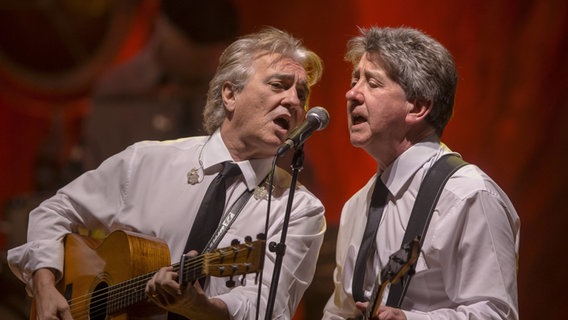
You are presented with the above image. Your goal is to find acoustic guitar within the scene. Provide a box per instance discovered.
[362,238,420,320]
[30,230,265,320]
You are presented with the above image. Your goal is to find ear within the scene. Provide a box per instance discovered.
[222,82,237,112]
[406,98,432,124]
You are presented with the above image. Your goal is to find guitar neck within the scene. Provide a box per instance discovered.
[364,279,387,320]
[362,238,421,319]
[105,258,202,313]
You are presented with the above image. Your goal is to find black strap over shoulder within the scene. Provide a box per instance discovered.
[386,153,468,308]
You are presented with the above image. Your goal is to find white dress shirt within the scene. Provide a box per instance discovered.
[8,130,326,320]
[323,139,519,320]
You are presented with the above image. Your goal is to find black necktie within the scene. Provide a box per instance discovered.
[352,177,389,302]
[184,162,241,255]
[169,162,242,320]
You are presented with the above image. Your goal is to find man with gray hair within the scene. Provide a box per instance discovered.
[8,27,326,320]
[323,26,519,320]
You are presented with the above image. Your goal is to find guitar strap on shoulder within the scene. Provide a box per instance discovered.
[200,172,270,254]
[386,153,468,308]
[202,188,253,253]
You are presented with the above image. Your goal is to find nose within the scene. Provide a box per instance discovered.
[346,84,363,103]
[282,89,305,121]
[282,87,302,108]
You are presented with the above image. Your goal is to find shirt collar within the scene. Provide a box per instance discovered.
[381,135,447,198]
[201,130,273,191]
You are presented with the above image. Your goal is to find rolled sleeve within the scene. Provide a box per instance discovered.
[7,239,64,295]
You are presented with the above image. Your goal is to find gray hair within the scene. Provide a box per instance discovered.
[203,27,324,134]
[345,26,458,136]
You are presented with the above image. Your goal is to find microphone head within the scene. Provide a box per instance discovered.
[306,106,330,130]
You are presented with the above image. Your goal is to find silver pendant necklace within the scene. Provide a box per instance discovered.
[187,143,205,185]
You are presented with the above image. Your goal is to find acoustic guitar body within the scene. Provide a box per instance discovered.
[32,230,170,320]
[28,229,265,320]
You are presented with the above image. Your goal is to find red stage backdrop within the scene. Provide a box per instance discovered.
[0,1,566,319]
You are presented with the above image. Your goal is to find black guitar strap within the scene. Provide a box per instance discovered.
[386,153,468,308]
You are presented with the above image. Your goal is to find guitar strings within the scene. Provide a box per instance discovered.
[63,243,258,319]
[65,255,205,319]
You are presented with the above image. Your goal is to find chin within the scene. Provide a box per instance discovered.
[350,138,366,149]
[349,131,369,147]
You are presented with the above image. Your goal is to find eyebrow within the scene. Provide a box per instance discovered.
[352,68,384,79]
[351,68,359,78]
[267,73,310,96]
[352,69,391,89]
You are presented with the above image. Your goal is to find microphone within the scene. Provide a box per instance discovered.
[276,106,330,157]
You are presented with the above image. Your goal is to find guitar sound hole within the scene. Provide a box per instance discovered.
[90,282,109,320]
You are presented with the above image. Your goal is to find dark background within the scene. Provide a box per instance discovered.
[1,1,566,319]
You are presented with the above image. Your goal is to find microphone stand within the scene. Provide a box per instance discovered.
[264,146,304,320]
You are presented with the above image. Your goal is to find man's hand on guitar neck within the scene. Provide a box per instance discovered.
[32,268,73,320]
[355,301,407,320]
[145,250,230,320]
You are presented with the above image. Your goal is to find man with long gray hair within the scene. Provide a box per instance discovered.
[8,27,326,320]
